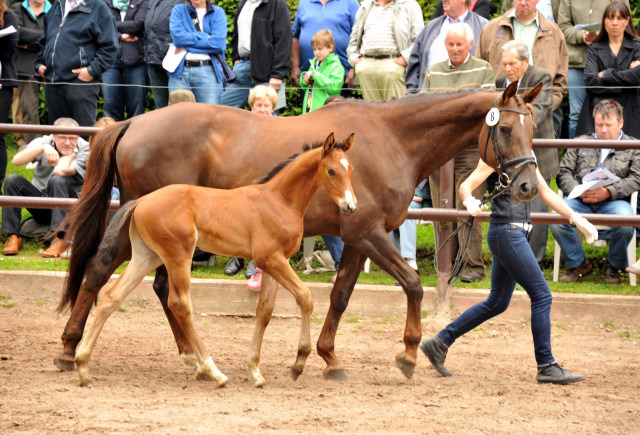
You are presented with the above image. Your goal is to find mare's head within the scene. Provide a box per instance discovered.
[318,132,357,215]
[479,81,542,202]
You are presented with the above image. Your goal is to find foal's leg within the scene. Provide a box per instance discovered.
[246,272,279,388]
[164,260,228,388]
[261,256,314,383]
[75,243,161,386]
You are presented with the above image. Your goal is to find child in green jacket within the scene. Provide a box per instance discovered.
[300,30,345,114]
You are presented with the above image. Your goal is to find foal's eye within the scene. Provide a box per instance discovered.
[499,126,511,135]
[327,168,335,176]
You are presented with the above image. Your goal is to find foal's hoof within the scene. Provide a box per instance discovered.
[54,355,76,372]
[322,368,349,382]
[395,356,415,379]
[79,378,94,388]
[195,371,215,381]
[290,366,303,381]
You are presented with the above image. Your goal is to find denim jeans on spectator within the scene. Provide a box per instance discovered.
[437,224,554,366]
[567,68,586,139]
[44,82,100,128]
[389,200,423,260]
[321,235,343,270]
[169,64,222,105]
[147,63,169,109]
[102,62,148,121]
[1,174,76,235]
[550,197,634,270]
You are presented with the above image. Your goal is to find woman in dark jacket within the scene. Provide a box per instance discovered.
[576,2,640,138]
[102,0,149,120]
[0,0,18,189]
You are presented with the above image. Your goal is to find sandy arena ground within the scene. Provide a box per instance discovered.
[1,282,639,434]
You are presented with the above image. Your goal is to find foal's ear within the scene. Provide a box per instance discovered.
[322,132,336,154]
[342,133,355,152]
[499,81,519,106]
[520,82,543,106]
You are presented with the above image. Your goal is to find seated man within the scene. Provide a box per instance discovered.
[550,100,640,284]
[2,118,89,257]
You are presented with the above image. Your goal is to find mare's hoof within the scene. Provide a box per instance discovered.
[290,366,303,381]
[323,368,349,382]
[395,356,415,379]
[195,371,215,381]
[54,356,76,372]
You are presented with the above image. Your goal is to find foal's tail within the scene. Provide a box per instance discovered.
[96,200,139,265]
[58,120,132,312]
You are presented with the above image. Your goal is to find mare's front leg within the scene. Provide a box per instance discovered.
[316,244,366,381]
[55,240,131,372]
[246,272,279,388]
[261,256,314,384]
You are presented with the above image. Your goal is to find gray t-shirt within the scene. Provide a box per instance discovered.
[27,135,89,196]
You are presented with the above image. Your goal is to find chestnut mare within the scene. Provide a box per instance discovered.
[58,82,542,382]
[75,133,356,387]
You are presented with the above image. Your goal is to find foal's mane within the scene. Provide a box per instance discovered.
[257,138,350,185]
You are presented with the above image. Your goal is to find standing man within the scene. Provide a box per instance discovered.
[496,40,557,266]
[550,99,640,284]
[10,0,49,146]
[422,23,495,282]
[219,0,291,113]
[406,0,487,94]
[476,0,568,138]
[347,0,423,101]
[1,118,89,258]
[291,0,360,92]
[35,0,118,127]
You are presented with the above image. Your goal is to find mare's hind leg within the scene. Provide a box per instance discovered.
[151,267,198,372]
[260,256,314,384]
[246,272,279,388]
[164,260,228,388]
[75,241,162,386]
[55,237,132,372]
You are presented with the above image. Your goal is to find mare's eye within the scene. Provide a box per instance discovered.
[500,126,511,135]
[327,168,335,176]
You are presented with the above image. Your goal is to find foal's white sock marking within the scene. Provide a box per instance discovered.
[340,158,349,171]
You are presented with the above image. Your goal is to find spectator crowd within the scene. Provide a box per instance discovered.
[1,0,640,287]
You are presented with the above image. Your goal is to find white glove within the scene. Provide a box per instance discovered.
[570,212,598,244]
[463,196,486,217]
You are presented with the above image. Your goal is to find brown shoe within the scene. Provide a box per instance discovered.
[560,259,593,283]
[40,237,70,258]
[2,235,23,256]
[604,263,620,285]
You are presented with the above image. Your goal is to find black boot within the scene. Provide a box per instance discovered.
[419,336,452,377]
[245,260,257,279]
[224,257,244,276]
[536,363,585,385]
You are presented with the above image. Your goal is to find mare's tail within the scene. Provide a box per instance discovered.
[58,120,132,312]
[96,200,139,265]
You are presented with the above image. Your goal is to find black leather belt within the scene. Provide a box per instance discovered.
[362,54,397,60]
[184,59,212,67]
[239,56,250,61]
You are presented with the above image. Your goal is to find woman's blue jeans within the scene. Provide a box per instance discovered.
[169,64,222,105]
[437,224,554,366]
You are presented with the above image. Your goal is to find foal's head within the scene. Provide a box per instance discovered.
[318,132,357,215]
[479,82,542,202]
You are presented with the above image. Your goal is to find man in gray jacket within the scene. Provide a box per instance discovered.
[405,0,487,94]
[550,99,640,284]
